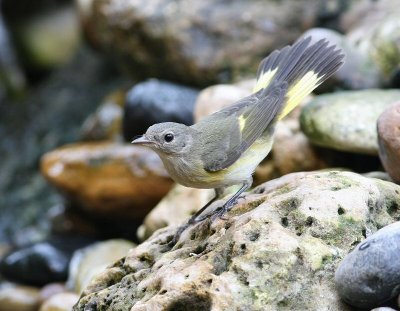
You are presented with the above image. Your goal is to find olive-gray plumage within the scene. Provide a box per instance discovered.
[132,36,344,227]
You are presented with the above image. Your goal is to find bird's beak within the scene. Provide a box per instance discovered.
[131,135,154,145]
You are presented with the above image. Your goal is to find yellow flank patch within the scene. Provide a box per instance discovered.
[253,68,278,93]
[278,71,322,120]
[238,115,246,131]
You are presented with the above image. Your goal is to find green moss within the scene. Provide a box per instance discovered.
[322,216,363,247]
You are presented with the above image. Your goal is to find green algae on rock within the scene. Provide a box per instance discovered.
[300,89,400,155]
[74,171,400,311]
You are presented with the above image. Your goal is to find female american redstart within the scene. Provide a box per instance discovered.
[132,36,344,238]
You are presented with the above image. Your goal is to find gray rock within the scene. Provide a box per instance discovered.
[345,0,400,86]
[74,171,400,311]
[77,0,322,85]
[335,222,400,309]
[301,28,382,90]
[300,89,400,155]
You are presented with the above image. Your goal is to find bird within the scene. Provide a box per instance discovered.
[132,36,344,240]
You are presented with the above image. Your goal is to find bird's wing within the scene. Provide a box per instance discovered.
[197,82,287,172]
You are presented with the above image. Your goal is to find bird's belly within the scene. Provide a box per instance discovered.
[159,137,273,189]
[223,137,273,183]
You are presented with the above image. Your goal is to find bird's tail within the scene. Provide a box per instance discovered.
[253,36,344,120]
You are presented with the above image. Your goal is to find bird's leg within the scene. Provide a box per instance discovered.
[211,178,252,221]
[170,188,224,246]
[187,187,225,224]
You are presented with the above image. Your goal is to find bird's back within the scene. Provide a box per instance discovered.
[192,37,344,178]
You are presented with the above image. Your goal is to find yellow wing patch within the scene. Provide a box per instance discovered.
[253,68,278,93]
[238,115,246,131]
[278,71,322,120]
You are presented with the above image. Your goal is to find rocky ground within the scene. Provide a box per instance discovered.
[1,0,400,310]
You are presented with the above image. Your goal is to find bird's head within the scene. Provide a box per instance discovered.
[131,122,195,155]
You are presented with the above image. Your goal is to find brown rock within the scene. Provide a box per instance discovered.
[74,171,400,311]
[39,292,79,311]
[137,185,214,241]
[41,142,173,219]
[0,284,40,311]
[378,102,400,184]
[77,0,320,85]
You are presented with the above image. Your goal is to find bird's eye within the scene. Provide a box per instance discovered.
[164,133,174,142]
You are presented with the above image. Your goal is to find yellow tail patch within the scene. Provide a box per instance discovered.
[279,71,322,120]
[253,70,323,121]
[253,68,278,93]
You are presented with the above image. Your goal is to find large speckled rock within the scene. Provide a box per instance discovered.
[378,103,400,184]
[300,89,400,155]
[77,0,320,85]
[335,222,400,309]
[41,142,173,219]
[137,184,214,241]
[74,171,400,310]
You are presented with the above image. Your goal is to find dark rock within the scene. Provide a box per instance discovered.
[122,79,198,141]
[377,102,400,184]
[335,222,400,309]
[77,0,322,85]
[0,236,96,286]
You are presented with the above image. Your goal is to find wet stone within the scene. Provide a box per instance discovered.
[122,79,199,141]
[0,236,95,286]
[335,222,400,309]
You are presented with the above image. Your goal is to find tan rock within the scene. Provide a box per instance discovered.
[74,171,400,310]
[193,80,254,122]
[41,142,173,219]
[378,102,400,184]
[67,239,135,294]
[137,185,214,241]
[39,292,79,311]
[0,284,40,311]
[39,283,66,305]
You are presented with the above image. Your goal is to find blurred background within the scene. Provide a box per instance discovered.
[0,0,399,309]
